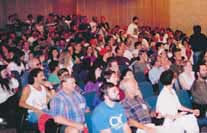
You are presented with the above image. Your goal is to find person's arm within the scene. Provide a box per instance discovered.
[53,116,85,131]
[42,81,56,102]
[123,123,132,133]
[178,105,200,117]
[100,129,111,133]
[50,97,85,131]
[19,85,42,113]
[128,118,153,131]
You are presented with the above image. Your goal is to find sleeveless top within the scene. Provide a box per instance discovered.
[26,85,47,112]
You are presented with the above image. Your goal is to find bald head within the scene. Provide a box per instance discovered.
[28,57,42,70]
[120,78,142,98]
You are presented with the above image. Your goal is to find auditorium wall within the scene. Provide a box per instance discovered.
[0,0,76,28]
[1,0,207,35]
[76,0,169,28]
[0,0,6,28]
[169,0,207,35]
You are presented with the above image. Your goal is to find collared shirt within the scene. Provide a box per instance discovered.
[148,66,165,84]
[121,96,151,124]
[49,90,87,123]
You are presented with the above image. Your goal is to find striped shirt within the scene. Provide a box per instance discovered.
[49,90,87,123]
[121,96,152,124]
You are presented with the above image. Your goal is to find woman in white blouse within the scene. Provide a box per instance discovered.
[179,61,195,90]
[156,70,199,133]
[7,49,25,75]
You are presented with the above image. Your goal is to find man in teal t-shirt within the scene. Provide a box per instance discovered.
[92,82,131,133]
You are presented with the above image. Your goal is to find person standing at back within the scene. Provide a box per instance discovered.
[189,25,207,65]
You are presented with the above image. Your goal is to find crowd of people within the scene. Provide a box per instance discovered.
[0,13,207,133]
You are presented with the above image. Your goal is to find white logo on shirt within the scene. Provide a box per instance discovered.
[109,114,124,130]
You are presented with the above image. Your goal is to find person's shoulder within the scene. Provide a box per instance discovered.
[53,90,65,98]
[157,88,167,97]
[114,102,125,110]
[92,102,105,118]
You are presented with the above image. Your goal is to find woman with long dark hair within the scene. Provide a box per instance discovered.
[7,48,25,75]
[0,65,19,125]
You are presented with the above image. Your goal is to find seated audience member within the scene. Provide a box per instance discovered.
[48,47,60,63]
[158,49,171,70]
[148,57,165,93]
[57,68,70,81]
[170,48,184,77]
[59,50,73,75]
[49,77,88,133]
[93,70,124,107]
[83,46,97,66]
[94,47,112,69]
[48,61,60,89]
[156,70,199,133]
[92,82,131,133]
[120,68,142,98]
[21,57,43,88]
[132,50,150,74]
[0,65,19,124]
[19,68,80,133]
[84,66,102,93]
[178,60,195,91]
[132,41,142,58]
[114,43,130,66]
[57,68,83,93]
[191,64,207,117]
[106,58,121,77]
[120,78,180,133]
[7,49,25,75]
[19,68,55,123]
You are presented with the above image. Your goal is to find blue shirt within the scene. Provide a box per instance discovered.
[92,102,127,133]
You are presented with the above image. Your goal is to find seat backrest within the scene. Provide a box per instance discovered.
[134,72,146,83]
[139,81,154,99]
[176,90,192,109]
[144,96,158,110]
[85,112,93,133]
[83,91,97,110]
[17,107,39,132]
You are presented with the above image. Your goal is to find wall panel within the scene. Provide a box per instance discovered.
[0,0,76,27]
[0,0,6,28]
[76,0,169,28]
[3,0,53,22]
[53,0,76,15]
[169,0,207,35]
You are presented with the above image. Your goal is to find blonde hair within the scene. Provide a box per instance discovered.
[59,51,72,67]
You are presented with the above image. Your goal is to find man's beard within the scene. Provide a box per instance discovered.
[202,76,207,80]
[109,97,120,102]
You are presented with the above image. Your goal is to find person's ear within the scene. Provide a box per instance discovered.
[197,72,201,78]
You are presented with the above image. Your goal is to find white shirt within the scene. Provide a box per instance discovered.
[148,66,165,84]
[127,23,138,39]
[123,50,133,60]
[26,85,47,112]
[179,71,195,90]
[156,87,181,116]
[156,87,199,132]
[7,62,25,75]
[90,21,97,33]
